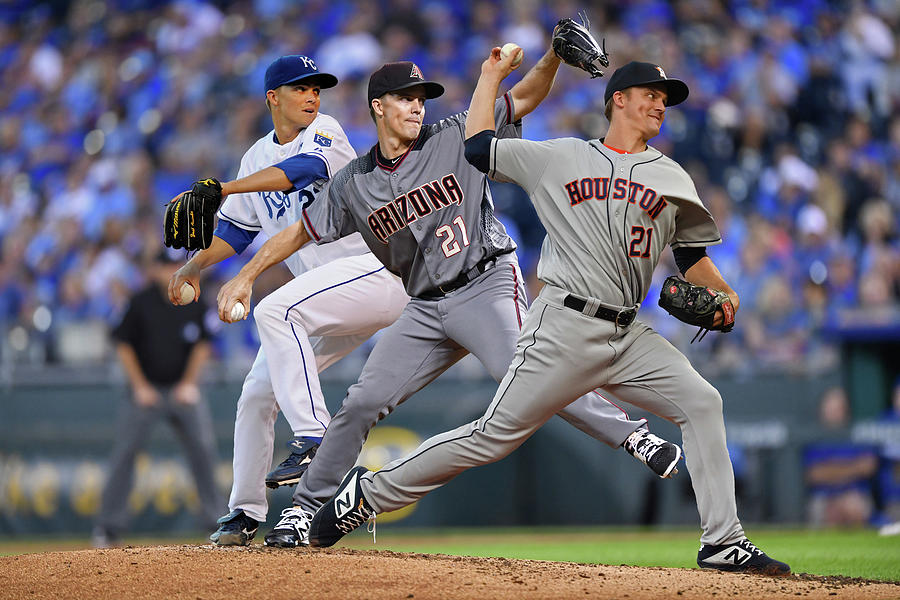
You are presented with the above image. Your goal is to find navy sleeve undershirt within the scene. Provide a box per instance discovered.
[274,153,329,193]
[672,246,707,275]
[213,219,258,255]
[464,129,496,174]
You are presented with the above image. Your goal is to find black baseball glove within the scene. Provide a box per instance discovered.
[658,275,735,342]
[164,177,223,251]
[552,12,609,79]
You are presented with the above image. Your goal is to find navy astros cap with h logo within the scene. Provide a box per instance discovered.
[367,61,445,104]
[264,55,338,95]
[604,61,689,106]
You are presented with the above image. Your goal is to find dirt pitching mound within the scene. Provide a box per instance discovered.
[1,545,898,599]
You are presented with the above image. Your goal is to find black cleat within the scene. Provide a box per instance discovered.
[265,437,319,489]
[623,429,681,478]
[697,538,791,576]
[264,507,311,548]
[210,509,258,546]
[308,466,374,548]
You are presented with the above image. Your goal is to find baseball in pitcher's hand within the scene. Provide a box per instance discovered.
[217,274,252,322]
[168,262,201,305]
[483,46,521,80]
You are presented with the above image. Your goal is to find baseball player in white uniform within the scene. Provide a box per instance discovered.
[306,52,791,576]
[168,55,409,546]
[218,53,682,548]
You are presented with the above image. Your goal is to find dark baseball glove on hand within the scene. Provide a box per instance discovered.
[552,12,609,78]
[658,275,735,342]
[164,177,223,250]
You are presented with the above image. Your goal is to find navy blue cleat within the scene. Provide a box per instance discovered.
[697,538,791,576]
[309,466,374,547]
[265,437,319,489]
[210,509,258,546]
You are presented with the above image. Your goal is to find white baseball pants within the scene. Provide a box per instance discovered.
[227,253,409,522]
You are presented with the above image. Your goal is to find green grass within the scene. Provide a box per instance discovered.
[2,527,899,582]
[340,526,900,582]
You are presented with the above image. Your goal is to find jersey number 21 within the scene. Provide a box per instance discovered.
[436,216,470,257]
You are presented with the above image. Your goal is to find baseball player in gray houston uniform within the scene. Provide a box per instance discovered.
[218,54,681,546]
[307,52,791,576]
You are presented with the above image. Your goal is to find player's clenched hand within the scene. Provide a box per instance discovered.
[482,46,522,80]
[168,261,201,305]
[217,274,252,323]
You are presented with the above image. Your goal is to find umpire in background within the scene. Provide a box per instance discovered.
[92,248,223,547]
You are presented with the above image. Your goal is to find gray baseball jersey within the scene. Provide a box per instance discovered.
[302,96,518,298]
[490,138,720,305]
[359,138,747,547]
[290,97,652,513]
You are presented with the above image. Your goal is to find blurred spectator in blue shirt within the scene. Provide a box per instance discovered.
[804,386,878,528]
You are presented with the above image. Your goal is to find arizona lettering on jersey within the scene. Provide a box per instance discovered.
[564,177,668,220]
[303,94,520,298]
[366,174,464,243]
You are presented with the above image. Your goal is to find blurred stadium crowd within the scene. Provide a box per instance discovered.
[0,0,898,374]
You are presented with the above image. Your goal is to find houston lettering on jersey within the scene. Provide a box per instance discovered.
[366,174,464,243]
[563,177,668,220]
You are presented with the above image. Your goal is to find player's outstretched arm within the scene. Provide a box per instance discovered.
[683,256,740,325]
[508,48,562,121]
[465,46,523,139]
[215,220,312,322]
[220,165,293,197]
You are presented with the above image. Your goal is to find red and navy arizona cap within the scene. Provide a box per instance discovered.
[367,61,444,104]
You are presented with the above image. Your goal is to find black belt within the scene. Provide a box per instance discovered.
[419,254,503,299]
[563,295,637,327]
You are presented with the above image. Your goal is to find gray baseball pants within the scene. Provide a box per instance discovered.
[362,284,746,546]
[97,386,223,534]
[293,256,645,511]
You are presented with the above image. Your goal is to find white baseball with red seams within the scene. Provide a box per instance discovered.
[500,43,523,66]
[229,301,245,322]
[179,282,195,304]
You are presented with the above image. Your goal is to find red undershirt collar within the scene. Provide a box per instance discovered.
[603,143,630,154]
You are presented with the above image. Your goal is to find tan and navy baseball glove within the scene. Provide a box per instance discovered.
[164,177,223,251]
[658,275,735,342]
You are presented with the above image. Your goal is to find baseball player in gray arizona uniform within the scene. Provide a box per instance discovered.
[218,54,681,547]
[307,52,791,577]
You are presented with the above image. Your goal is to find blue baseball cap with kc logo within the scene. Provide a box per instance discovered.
[264,55,338,95]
